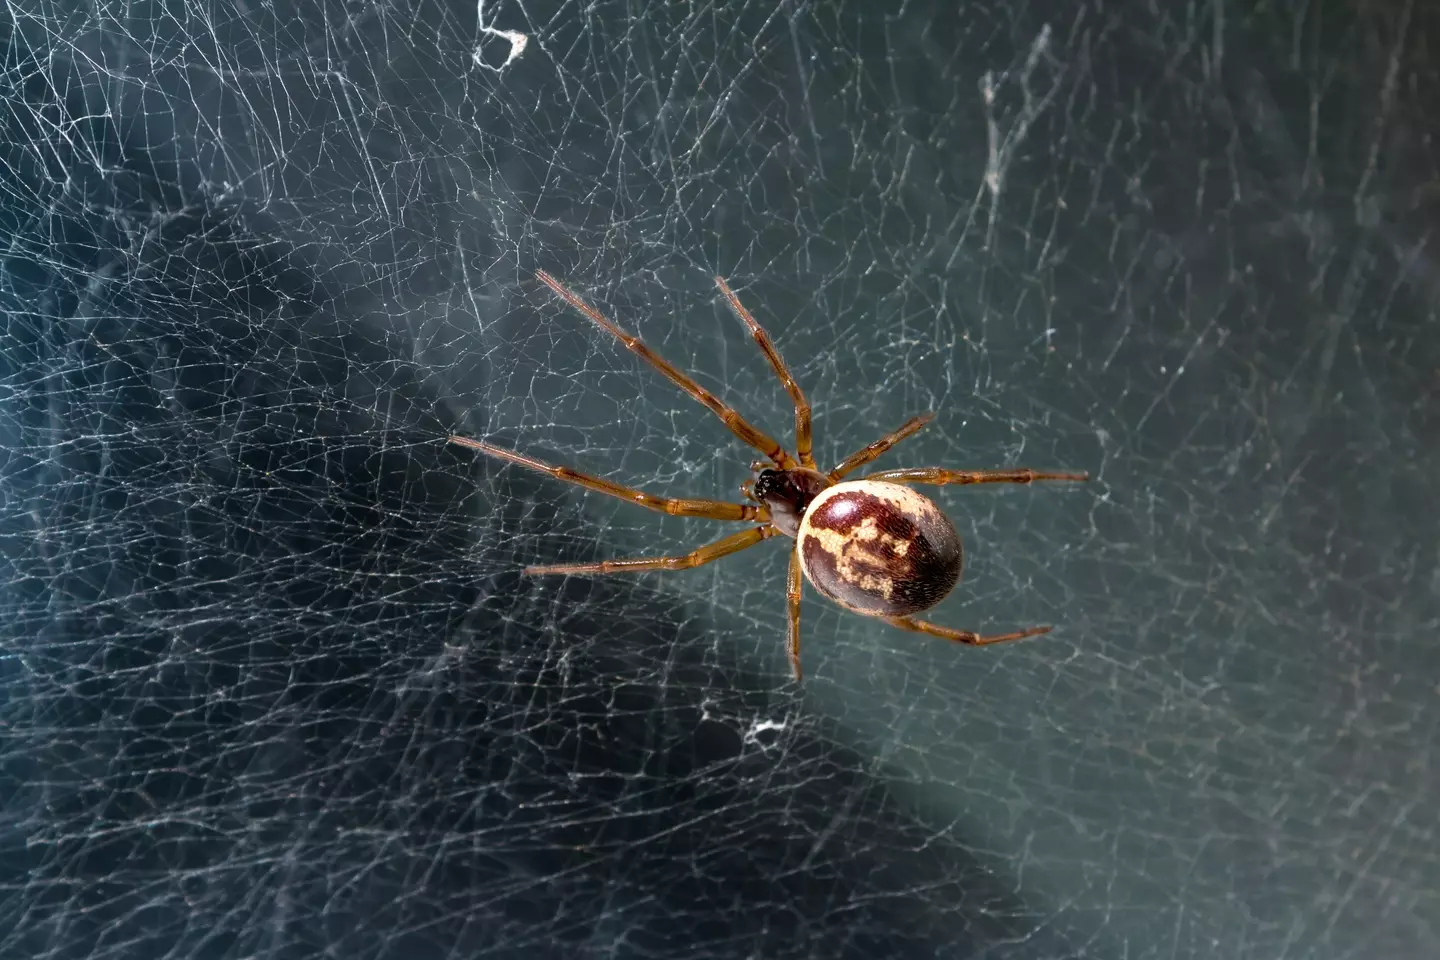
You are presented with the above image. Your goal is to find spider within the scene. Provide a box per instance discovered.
[451,269,1088,681]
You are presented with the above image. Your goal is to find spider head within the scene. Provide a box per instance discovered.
[752,466,831,538]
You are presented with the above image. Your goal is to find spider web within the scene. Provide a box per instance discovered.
[2,1,1438,958]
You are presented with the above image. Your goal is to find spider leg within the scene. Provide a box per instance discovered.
[714,277,816,470]
[862,466,1089,486]
[535,270,798,469]
[524,525,775,575]
[449,436,767,522]
[786,549,803,681]
[828,412,935,481]
[884,616,1052,646]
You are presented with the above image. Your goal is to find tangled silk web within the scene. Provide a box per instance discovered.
[2,1,1438,958]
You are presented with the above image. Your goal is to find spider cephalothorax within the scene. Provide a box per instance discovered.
[750,466,829,537]
[450,269,1088,681]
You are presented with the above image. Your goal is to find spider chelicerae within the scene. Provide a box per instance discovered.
[451,269,1088,681]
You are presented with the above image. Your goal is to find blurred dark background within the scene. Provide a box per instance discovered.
[1,1,1436,958]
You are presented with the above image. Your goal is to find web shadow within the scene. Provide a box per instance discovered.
[0,205,1084,960]
[0,95,1081,960]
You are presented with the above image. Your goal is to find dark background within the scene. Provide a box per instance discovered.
[2,1,1437,957]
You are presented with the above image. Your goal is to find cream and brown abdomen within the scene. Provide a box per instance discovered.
[795,481,963,617]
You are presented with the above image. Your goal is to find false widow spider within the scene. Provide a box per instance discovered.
[450,270,1088,681]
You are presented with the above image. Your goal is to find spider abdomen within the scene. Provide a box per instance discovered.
[796,481,963,617]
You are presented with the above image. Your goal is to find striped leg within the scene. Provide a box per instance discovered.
[714,277,816,469]
[525,526,775,576]
[535,270,797,469]
[450,437,766,522]
[829,413,935,480]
